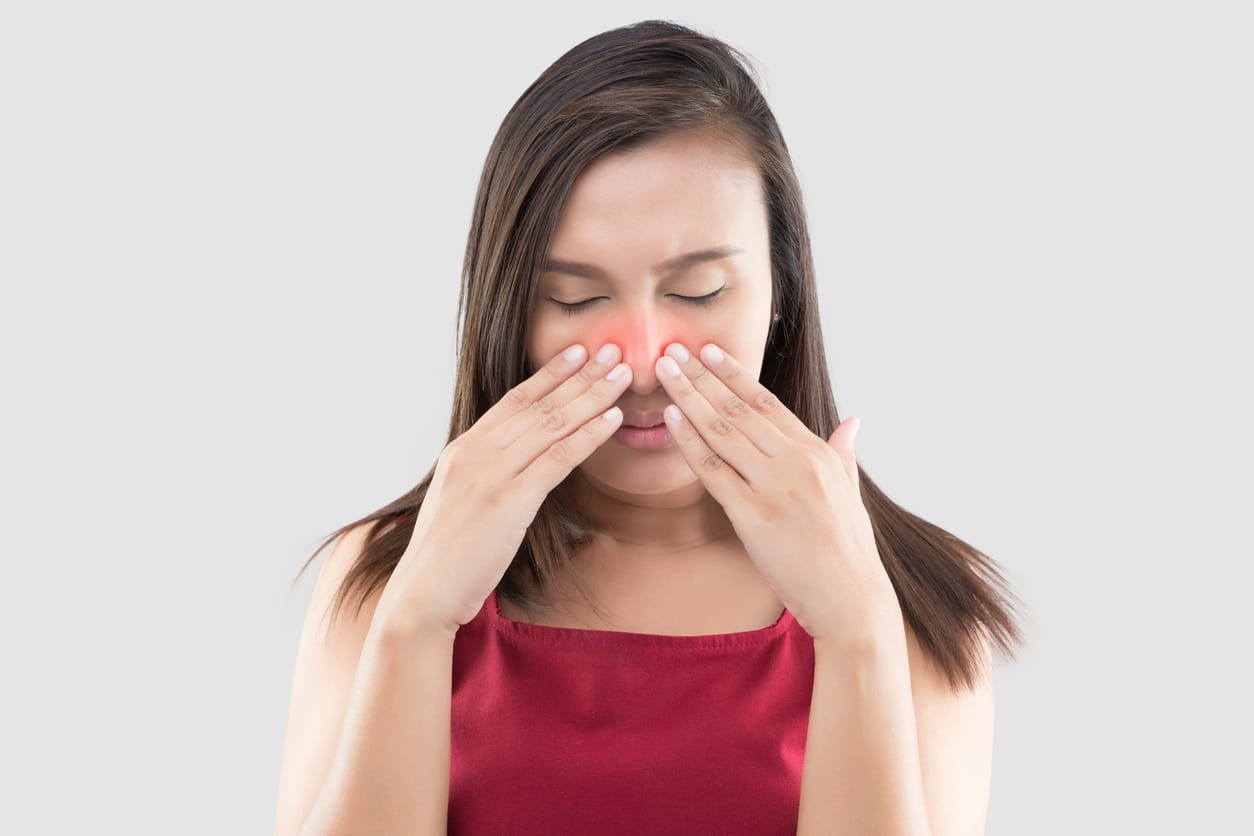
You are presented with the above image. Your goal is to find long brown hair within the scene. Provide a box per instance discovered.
[291,19,1025,691]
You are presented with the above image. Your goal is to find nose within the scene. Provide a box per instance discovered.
[612,310,686,395]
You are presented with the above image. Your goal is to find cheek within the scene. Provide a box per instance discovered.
[546,316,716,365]
[530,292,761,370]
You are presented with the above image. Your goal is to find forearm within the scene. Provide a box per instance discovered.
[298,617,456,836]
[796,606,931,836]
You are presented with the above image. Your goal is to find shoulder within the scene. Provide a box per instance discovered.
[318,523,375,595]
[301,523,384,663]
[273,520,394,834]
[904,621,994,696]
[904,622,996,835]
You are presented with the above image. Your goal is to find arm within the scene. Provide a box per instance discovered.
[272,525,457,836]
[796,598,995,836]
[297,619,456,836]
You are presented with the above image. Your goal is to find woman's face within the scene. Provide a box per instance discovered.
[525,131,774,498]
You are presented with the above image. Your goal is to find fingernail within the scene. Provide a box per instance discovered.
[700,344,724,365]
[665,343,690,363]
[596,343,618,364]
[658,356,681,377]
[563,344,586,364]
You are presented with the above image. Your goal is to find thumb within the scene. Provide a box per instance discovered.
[828,416,860,448]
[828,417,861,483]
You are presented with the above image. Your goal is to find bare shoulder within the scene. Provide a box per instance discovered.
[904,622,996,836]
[272,520,397,835]
[306,519,404,641]
[903,622,995,697]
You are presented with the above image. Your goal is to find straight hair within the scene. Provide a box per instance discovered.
[292,19,1025,691]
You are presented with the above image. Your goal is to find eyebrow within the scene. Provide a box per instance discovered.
[540,245,745,280]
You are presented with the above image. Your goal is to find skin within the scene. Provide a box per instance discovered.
[518,130,780,628]
[271,120,993,835]
[515,131,996,833]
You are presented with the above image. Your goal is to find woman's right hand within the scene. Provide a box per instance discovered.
[375,342,633,638]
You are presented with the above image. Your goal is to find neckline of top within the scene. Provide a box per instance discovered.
[485,588,796,651]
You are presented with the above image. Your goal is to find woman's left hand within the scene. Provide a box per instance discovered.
[654,341,900,645]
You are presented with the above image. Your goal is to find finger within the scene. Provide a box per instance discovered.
[660,402,746,510]
[477,342,591,434]
[660,342,788,458]
[518,401,626,500]
[501,355,633,475]
[695,342,810,441]
[494,342,623,448]
[654,345,772,485]
[832,417,861,486]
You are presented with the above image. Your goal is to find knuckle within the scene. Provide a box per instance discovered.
[504,385,530,409]
[709,415,735,436]
[543,361,567,382]
[588,375,616,399]
[540,410,566,433]
[753,388,781,413]
[441,437,464,462]
[758,500,786,525]
[797,463,826,491]
[700,452,726,473]
[531,394,557,415]
[479,484,501,507]
[438,446,466,477]
[546,437,573,464]
[722,395,750,418]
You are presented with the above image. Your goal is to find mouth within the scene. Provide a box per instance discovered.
[621,409,667,428]
[613,421,673,450]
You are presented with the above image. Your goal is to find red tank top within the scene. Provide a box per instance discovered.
[447,588,816,835]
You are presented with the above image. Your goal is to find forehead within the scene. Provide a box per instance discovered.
[547,133,766,262]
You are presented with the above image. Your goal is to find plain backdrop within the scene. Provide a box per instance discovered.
[2,1,1250,834]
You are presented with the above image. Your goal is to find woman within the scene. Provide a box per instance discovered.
[275,19,1024,836]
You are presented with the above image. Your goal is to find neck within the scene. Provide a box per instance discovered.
[571,468,737,554]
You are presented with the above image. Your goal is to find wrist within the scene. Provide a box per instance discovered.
[810,584,905,656]
[370,600,461,648]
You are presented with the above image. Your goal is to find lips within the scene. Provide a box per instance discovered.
[622,410,666,428]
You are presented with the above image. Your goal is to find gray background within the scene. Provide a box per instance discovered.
[2,1,1250,833]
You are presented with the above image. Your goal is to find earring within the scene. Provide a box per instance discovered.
[772,313,781,322]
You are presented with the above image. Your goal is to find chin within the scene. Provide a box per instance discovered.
[577,445,699,497]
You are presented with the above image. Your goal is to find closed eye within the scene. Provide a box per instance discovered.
[551,286,727,316]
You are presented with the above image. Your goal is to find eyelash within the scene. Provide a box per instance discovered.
[553,287,727,316]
